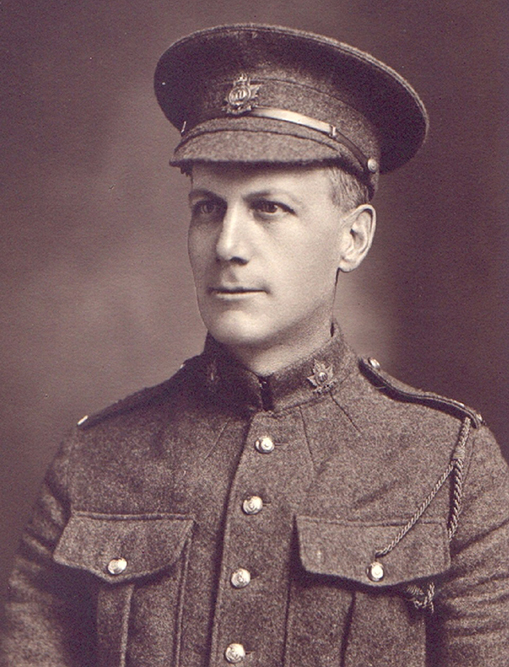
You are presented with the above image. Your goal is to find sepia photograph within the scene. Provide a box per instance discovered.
[1,1,508,665]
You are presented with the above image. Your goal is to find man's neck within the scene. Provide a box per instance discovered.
[223,320,335,377]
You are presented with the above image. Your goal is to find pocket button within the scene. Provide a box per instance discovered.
[107,557,128,575]
[367,561,384,582]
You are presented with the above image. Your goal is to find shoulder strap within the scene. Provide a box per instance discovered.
[359,356,484,428]
[76,356,201,430]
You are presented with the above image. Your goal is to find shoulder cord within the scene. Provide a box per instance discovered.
[373,417,471,612]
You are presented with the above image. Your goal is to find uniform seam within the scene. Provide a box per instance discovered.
[263,389,337,418]
[298,515,444,527]
[173,536,192,667]
[119,584,134,667]
[64,430,81,513]
[340,592,356,667]
[330,394,363,433]
[454,424,478,500]
[203,417,233,462]
[298,405,318,471]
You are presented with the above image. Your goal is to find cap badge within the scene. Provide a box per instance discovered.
[307,360,336,394]
[224,74,261,116]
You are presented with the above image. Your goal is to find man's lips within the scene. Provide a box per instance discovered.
[208,286,265,295]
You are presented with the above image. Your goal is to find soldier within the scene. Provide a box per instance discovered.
[1,23,508,667]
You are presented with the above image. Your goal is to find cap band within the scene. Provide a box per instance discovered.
[180,105,376,174]
[248,107,377,173]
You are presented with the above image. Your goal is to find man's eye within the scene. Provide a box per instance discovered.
[253,200,292,216]
[191,200,222,218]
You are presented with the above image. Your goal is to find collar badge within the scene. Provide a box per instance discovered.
[224,73,261,116]
[307,360,336,394]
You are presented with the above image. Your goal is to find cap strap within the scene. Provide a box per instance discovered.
[249,107,377,174]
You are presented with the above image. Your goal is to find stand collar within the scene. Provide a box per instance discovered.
[198,323,356,414]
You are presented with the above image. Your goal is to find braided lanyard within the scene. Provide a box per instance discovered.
[370,417,471,612]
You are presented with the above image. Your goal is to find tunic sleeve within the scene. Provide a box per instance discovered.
[0,433,97,667]
[430,426,509,665]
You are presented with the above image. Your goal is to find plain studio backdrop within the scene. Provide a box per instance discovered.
[1,0,508,607]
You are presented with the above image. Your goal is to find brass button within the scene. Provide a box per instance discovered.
[255,436,275,454]
[367,157,379,173]
[225,643,246,663]
[231,568,251,589]
[107,557,127,575]
[242,495,263,515]
[367,561,385,582]
[367,357,381,370]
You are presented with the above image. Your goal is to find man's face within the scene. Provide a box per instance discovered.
[187,163,353,357]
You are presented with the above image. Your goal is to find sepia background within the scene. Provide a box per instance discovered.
[1,0,508,604]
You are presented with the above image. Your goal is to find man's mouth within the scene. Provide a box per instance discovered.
[208,286,264,296]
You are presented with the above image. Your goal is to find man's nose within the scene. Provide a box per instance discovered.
[215,204,250,264]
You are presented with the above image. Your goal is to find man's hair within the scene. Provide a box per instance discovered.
[325,164,370,212]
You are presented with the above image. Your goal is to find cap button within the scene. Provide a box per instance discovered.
[107,557,128,575]
[225,643,246,663]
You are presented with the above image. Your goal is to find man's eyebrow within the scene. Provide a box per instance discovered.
[188,188,222,202]
[188,187,303,206]
[246,189,302,206]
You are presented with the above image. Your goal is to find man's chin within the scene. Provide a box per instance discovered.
[203,313,275,351]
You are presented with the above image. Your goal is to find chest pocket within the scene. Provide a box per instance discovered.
[284,515,450,667]
[54,512,193,583]
[54,512,194,667]
[296,514,450,587]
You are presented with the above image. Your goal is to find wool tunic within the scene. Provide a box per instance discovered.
[2,329,509,666]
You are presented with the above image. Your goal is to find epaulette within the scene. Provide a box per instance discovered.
[359,357,484,428]
[76,356,199,430]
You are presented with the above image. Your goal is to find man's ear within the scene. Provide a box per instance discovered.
[337,204,376,273]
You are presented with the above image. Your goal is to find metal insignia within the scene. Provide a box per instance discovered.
[224,74,261,116]
[307,360,336,394]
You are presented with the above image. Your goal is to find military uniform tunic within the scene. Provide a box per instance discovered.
[2,328,509,666]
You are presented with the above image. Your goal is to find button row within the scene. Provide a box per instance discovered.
[242,495,263,515]
[225,643,246,663]
[231,441,271,661]
[254,435,274,454]
[231,567,251,589]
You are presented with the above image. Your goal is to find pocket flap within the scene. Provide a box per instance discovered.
[296,515,450,588]
[54,512,194,583]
